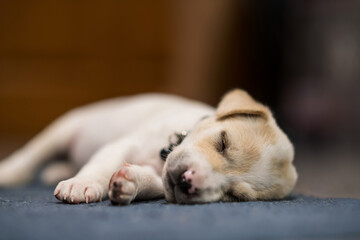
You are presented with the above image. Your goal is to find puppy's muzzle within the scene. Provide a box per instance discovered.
[166,164,201,203]
[164,150,208,203]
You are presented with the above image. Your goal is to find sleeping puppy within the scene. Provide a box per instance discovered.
[0,89,297,204]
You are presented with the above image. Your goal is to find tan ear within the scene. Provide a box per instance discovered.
[216,89,269,120]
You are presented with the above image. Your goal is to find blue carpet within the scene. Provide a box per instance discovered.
[0,186,360,240]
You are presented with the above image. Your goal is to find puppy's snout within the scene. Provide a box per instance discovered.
[178,170,197,195]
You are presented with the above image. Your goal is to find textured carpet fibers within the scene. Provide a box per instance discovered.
[1,186,360,240]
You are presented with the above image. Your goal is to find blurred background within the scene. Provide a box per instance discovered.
[0,0,359,198]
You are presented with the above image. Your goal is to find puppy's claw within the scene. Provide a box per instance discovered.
[54,189,60,196]
[54,178,104,204]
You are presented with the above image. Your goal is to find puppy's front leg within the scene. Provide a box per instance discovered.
[54,137,141,204]
[108,164,164,205]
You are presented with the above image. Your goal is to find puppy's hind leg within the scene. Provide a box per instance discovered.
[40,161,77,186]
[109,164,164,205]
[0,110,83,187]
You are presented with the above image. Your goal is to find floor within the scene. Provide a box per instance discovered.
[1,186,360,240]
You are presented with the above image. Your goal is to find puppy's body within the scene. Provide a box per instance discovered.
[64,94,214,170]
[0,90,297,204]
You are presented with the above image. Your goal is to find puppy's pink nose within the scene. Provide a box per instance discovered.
[181,170,197,194]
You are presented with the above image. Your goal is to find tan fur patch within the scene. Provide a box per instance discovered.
[229,182,257,201]
[194,118,272,175]
[196,140,225,171]
[271,157,297,188]
[271,158,290,178]
[216,89,269,120]
[256,121,277,145]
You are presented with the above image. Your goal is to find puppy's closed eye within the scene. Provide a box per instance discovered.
[216,131,228,155]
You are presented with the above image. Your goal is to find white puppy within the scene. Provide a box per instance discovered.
[0,89,297,204]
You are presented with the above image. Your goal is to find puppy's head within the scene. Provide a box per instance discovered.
[162,89,297,204]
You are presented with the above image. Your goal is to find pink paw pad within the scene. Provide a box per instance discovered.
[108,166,137,205]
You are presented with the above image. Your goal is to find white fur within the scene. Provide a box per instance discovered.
[0,94,214,203]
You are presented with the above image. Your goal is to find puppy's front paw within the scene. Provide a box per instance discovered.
[54,177,106,204]
[108,164,138,205]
